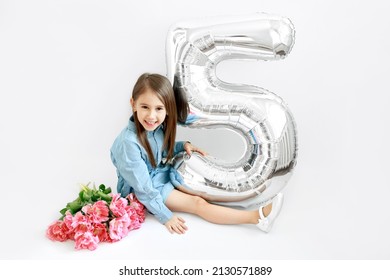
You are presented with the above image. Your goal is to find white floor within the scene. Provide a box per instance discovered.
[2,150,390,260]
[1,0,390,262]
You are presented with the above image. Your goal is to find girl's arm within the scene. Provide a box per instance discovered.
[112,139,173,224]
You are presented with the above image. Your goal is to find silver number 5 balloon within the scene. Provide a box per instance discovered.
[166,13,298,209]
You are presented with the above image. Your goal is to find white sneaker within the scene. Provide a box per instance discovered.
[257,193,284,233]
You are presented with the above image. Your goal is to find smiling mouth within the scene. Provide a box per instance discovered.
[145,120,157,126]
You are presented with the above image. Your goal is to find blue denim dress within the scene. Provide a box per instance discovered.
[110,117,186,224]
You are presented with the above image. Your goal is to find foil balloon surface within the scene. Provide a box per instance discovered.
[166,13,298,209]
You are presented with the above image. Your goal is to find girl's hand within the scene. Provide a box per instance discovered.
[164,215,188,234]
[184,142,207,156]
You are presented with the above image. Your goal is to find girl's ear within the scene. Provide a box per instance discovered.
[130,98,136,112]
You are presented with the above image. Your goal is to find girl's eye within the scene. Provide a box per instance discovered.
[141,106,148,109]
[157,107,164,111]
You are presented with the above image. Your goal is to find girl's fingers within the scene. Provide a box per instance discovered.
[175,219,188,234]
[175,224,187,234]
[180,222,188,231]
[173,227,182,234]
[167,226,174,234]
[185,144,208,156]
[186,146,193,155]
[176,225,187,233]
[178,217,188,230]
[197,148,207,156]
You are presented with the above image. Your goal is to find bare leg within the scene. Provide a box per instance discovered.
[165,189,271,225]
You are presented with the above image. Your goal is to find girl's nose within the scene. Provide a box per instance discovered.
[147,110,156,118]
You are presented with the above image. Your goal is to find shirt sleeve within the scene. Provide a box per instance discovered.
[174,141,186,155]
[113,139,173,224]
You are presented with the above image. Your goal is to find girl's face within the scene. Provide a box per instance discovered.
[131,88,167,131]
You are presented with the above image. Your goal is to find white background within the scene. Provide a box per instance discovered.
[1,0,389,261]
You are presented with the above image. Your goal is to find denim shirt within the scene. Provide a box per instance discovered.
[110,117,186,224]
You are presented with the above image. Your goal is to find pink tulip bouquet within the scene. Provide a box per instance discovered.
[46,183,146,250]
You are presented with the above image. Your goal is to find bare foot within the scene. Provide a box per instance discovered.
[262,203,273,217]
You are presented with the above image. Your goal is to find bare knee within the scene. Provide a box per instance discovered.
[191,195,208,214]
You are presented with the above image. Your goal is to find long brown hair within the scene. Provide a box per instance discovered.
[132,73,188,167]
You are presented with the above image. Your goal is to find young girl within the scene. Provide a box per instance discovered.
[110,73,284,234]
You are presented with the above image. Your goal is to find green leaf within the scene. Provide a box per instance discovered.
[79,190,84,201]
[59,207,68,216]
[98,184,106,192]
[91,192,99,202]
[67,198,83,214]
[97,191,112,203]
